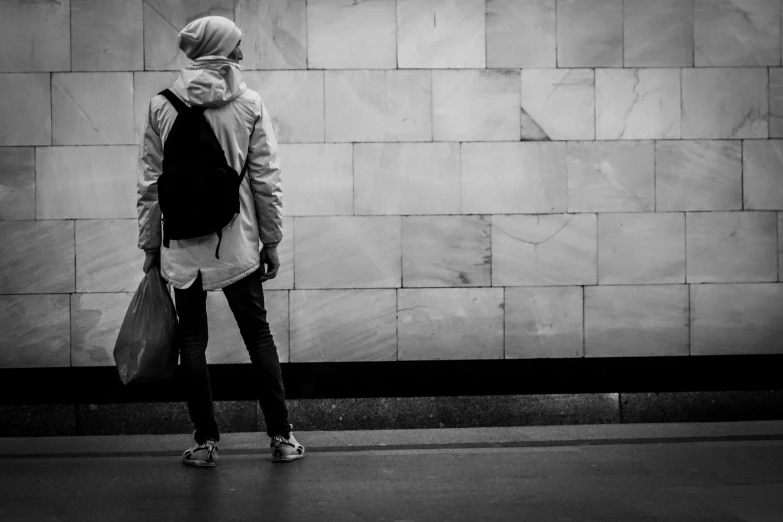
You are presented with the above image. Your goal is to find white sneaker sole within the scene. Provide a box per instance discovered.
[271,452,305,463]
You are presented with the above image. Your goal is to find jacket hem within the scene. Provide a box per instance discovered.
[161,263,261,291]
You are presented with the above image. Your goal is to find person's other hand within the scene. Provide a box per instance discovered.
[260,245,280,282]
[143,251,160,273]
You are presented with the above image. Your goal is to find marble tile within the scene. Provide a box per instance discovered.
[294,216,401,288]
[695,0,781,66]
[771,69,783,138]
[143,0,234,71]
[584,285,689,357]
[307,0,396,69]
[567,141,655,212]
[0,73,51,146]
[486,0,556,68]
[433,70,520,142]
[624,0,694,67]
[743,140,783,210]
[557,0,623,67]
[278,144,352,216]
[325,70,431,142]
[71,0,143,71]
[520,69,595,141]
[235,0,306,70]
[75,220,145,293]
[686,211,778,283]
[133,72,179,144]
[36,146,137,219]
[655,140,742,212]
[461,142,567,214]
[492,214,598,286]
[402,215,491,287]
[398,288,504,360]
[682,68,768,139]
[505,286,584,359]
[244,71,324,143]
[0,220,74,294]
[354,143,460,215]
[71,293,133,367]
[691,283,783,355]
[206,290,289,364]
[596,68,681,140]
[0,148,35,220]
[52,73,134,145]
[0,295,70,368]
[598,213,686,285]
[779,213,783,280]
[290,290,396,362]
[397,0,485,68]
[0,0,70,72]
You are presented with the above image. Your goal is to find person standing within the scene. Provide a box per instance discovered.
[137,16,304,467]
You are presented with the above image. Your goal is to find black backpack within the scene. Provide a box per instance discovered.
[157,89,247,259]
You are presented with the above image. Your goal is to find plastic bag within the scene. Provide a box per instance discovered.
[114,267,179,385]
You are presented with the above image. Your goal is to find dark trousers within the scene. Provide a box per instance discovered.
[173,269,290,443]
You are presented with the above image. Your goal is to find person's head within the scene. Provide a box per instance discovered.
[178,16,242,61]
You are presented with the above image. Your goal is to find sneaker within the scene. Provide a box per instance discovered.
[182,431,219,468]
[270,429,305,463]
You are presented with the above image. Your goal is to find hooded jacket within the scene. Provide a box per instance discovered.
[137,57,283,290]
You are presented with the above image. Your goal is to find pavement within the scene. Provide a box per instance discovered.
[1,421,782,521]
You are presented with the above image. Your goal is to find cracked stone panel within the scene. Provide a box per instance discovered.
[325,70,431,142]
[133,72,179,144]
[686,211,778,283]
[596,68,681,140]
[461,142,567,214]
[36,146,137,219]
[75,220,144,293]
[354,143,460,215]
[278,144,352,216]
[71,293,133,367]
[143,0,234,71]
[235,0,306,70]
[557,0,623,67]
[206,290,289,364]
[521,69,594,141]
[486,0,556,68]
[307,0,396,69]
[567,141,655,213]
[433,70,520,142]
[0,73,51,146]
[52,73,134,146]
[585,285,689,357]
[598,213,685,285]
[0,221,75,294]
[505,286,584,359]
[0,295,70,369]
[262,217,294,291]
[402,215,490,288]
[743,140,783,210]
[624,0,693,67]
[0,148,35,220]
[695,0,781,66]
[682,68,768,139]
[290,290,396,362]
[492,214,598,286]
[0,0,70,72]
[71,0,143,71]
[397,0,485,68]
[294,216,401,289]
[398,288,503,361]
[244,71,324,143]
[771,69,783,138]
[655,140,742,212]
[692,283,783,355]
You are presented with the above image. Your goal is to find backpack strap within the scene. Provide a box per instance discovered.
[159,89,193,114]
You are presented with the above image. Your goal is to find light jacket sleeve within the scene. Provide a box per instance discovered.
[137,102,164,252]
[247,97,283,247]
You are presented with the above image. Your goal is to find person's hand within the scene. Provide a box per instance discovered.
[260,245,280,282]
[143,250,160,274]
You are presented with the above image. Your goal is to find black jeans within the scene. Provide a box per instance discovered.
[174,269,290,443]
